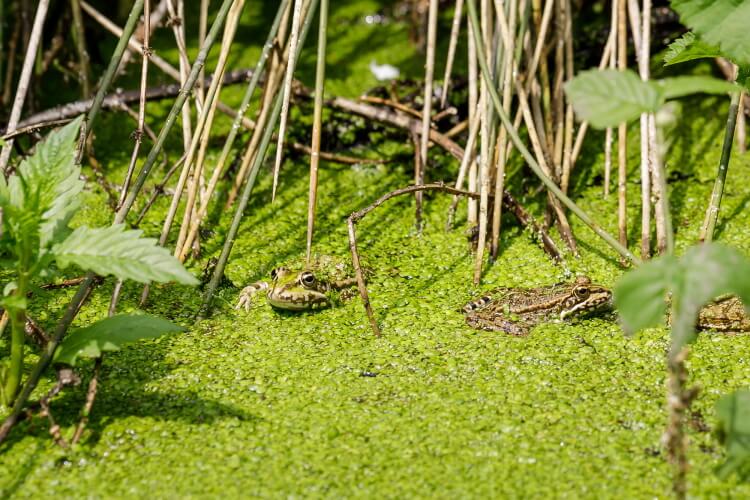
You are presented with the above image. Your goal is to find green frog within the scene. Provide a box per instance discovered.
[463,276,613,335]
[236,256,358,311]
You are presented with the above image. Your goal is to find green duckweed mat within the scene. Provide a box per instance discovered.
[2,2,750,498]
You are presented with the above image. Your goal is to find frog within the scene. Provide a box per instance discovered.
[236,256,358,312]
[462,276,613,336]
[690,295,750,333]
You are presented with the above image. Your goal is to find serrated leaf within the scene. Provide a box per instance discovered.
[565,69,661,128]
[657,76,738,100]
[54,314,185,366]
[672,0,750,67]
[52,224,198,285]
[715,390,750,481]
[663,31,723,66]
[0,117,84,270]
[614,256,677,335]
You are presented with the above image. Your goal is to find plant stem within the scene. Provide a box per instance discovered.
[700,90,741,243]
[466,0,640,265]
[3,288,27,405]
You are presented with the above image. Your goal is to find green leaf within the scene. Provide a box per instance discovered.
[52,224,199,285]
[715,390,750,481]
[614,243,750,348]
[54,314,185,366]
[564,69,661,128]
[670,244,750,347]
[672,0,750,67]
[614,256,677,335]
[663,31,723,66]
[0,117,84,270]
[657,76,738,100]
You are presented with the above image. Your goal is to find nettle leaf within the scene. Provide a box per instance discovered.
[15,116,84,223]
[672,0,750,67]
[657,76,737,100]
[54,314,185,366]
[52,224,198,285]
[715,390,750,481]
[663,31,723,66]
[614,256,677,335]
[0,117,84,265]
[564,69,660,128]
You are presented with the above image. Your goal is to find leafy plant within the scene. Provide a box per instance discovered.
[0,117,197,406]
[615,243,750,496]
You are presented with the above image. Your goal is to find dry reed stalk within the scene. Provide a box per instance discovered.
[174,0,246,261]
[271,0,306,201]
[166,0,195,147]
[617,0,628,250]
[440,0,464,109]
[467,16,479,224]
[417,0,439,232]
[225,1,305,208]
[490,0,517,259]
[118,0,153,210]
[305,0,329,263]
[0,0,50,172]
[473,0,493,284]
[198,0,210,104]
[181,1,290,257]
[447,104,481,227]
[638,0,652,259]
[560,0,575,195]
[515,81,577,254]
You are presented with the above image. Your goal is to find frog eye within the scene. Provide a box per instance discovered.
[575,286,590,299]
[300,271,316,287]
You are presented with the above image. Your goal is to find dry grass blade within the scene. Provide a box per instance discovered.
[306,0,329,263]
[271,0,306,201]
[440,0,464,109]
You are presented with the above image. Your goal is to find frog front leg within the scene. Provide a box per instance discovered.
[236,281,270,312]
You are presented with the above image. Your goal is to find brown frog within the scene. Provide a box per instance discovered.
[463,276,613,336]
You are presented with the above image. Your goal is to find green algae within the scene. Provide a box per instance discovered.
[3,4,750,499]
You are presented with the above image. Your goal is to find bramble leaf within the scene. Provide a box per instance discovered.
[52,224,198,285]
[566,70,737,129]
[54,314,185,366]
[663,31,723,66]
[564,69,660,128]
[672,0,750,67]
